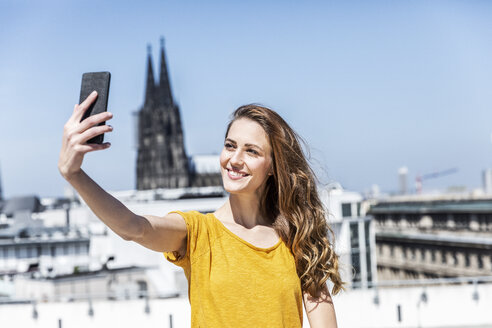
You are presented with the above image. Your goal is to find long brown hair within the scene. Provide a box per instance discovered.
[226,104,344,297]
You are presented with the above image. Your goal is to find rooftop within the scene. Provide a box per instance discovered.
[369,197,492,214]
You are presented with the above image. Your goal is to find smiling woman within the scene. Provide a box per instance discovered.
[164,105,343,327]
[219,105,344,297]
[59,95,342,327]
[220,117,273,196]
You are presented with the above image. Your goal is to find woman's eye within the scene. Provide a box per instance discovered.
[224,143,234,149]
[247,149,259,155]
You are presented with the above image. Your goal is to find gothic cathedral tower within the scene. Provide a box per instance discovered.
[136,38,190,190]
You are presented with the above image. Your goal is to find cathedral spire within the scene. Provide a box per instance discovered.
[144,44,155,108]
[159,36,173,106]
[136,35,222,190]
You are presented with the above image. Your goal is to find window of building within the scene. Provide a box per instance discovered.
[407,214,419,227]
[351,253,361,282]
[366,251,372,282]
[41,246,49,256]
[7,247,14,259]
[349,220,367,287]
[454,213,469,230]
[364,221,371,247]
[432,214,447,229]
[27,247,35,258]
[349,222,359,249]
[356,202,361,217]
[465,253,470,267]
[68,244,75,256]
[342,203,352,218]
[477,214,489,231]
[441,251,446,264]
[375,214,385,226]
[478,255,484,269]
[431,249,436,262]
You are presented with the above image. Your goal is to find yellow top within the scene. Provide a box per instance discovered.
[164,210,303,328]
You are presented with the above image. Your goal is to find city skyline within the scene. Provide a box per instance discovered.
[1,0,492,198]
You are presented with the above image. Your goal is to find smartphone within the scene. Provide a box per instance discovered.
[79,71,111,144]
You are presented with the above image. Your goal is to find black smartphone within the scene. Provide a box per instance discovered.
[79,71,111,144]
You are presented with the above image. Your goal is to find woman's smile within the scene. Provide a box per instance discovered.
[226,168,250,180]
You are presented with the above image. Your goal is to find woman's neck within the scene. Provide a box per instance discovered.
[217,194,270,229]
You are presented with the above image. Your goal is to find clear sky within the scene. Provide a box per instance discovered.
[1,0,491,198]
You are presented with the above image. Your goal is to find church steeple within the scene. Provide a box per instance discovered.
[136,36,222,190]
[144,44,155,108]
[159,37,173,106]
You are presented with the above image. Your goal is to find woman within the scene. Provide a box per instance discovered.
[58,91,343,327]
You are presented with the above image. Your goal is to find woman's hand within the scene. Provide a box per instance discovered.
[58,91,113,181]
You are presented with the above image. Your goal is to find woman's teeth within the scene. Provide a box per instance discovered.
[228,169,247,177]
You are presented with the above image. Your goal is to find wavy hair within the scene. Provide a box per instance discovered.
[226,104,344,297]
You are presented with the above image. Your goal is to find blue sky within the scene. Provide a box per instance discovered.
[1,0,491,198]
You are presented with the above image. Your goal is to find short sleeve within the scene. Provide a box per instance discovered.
[163,210,202,269]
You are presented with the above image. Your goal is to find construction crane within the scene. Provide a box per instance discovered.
[415,167,459,194]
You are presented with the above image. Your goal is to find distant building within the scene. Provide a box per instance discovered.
[12,266,156,302]
[483,168,492,195]
[320,183,376,289]
[369,194,492,280]
[0,186,228,300]
[189,155,224,188]
[2,196,43,217]
[0,212,90,277]
[135,38,222,190]
[398,166,408,195]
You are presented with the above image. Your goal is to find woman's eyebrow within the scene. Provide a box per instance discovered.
[225,138,264,151]
[245,143,264,151]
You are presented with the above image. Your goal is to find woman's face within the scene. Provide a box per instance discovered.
[220,118,273,196]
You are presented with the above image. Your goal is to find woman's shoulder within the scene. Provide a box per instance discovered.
[171,210,210,219]
[170,210,218,229]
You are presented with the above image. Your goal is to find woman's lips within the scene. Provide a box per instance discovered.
[226,168,249,180]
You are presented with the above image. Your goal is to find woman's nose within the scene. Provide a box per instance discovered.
[230,150,243,165]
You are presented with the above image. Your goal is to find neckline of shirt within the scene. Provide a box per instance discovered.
[207,213,283,252]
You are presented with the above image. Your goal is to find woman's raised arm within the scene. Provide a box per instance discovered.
[58,91,186,253]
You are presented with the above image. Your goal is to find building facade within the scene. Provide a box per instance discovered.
[320,183,377,289]
[370,194,492,280]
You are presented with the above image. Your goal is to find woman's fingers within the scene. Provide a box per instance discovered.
[73,91,98,122]
[77,142,111,154]
[65,90,113,135]
[79,124,113,144]
[59,92,113,180]
[75,111,113,134]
